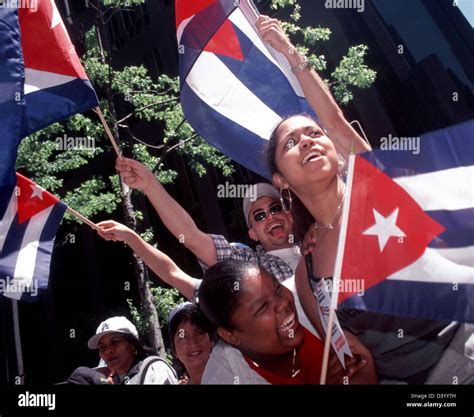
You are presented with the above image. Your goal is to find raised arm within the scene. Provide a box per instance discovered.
[97,220,201,300]
[256,16,372,159]
[116,158,217,267]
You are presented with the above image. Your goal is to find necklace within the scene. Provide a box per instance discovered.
[291,347,300,377]
[314,191,345,230]
[250,348,300,378]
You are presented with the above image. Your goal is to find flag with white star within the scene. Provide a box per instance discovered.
[335,119,474,323]
[0,173,67,302]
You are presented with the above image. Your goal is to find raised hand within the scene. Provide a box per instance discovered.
[256,15,293,56]
[96,220,135,245]
[115,157,157,193]
[300,224,318,255]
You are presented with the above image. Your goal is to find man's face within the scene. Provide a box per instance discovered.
[248,196,293,251]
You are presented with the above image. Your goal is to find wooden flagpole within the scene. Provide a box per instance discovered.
[246,0,261,18]
[94,107,122,158]
[319,148,356,384]
[66,207,100,232]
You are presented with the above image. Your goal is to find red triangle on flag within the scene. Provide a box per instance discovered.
[204,19,244,61]
[16,173,61,225]
[338,156,445,303]
[175,0,217,29]
[19,0,88,79]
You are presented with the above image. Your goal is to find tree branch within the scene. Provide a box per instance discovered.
[156,134,197,169]
[114,98,179,125]
[118,124,166,150]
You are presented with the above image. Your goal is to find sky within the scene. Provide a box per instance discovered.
[457,0,474,27]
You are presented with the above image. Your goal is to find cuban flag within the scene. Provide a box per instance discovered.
[19,0,98,136]
[0,7,24,201]
[0,173,67,302]
[176,0,314,177]
[0,0,98,213]
[335,119,474,323]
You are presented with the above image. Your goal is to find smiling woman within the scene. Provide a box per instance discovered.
[198,259,320,384]
[197,259,375,384]
[168,302,215,384]
[83,316,178,385]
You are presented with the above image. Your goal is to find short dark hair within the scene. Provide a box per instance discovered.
[168,304,215,379]
[198,259,259,330]
[169,304,215,352]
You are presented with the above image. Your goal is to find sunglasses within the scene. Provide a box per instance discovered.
[252,203,283,223]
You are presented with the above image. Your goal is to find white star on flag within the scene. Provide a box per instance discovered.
[362,208,406,252]
[30,184,44,200]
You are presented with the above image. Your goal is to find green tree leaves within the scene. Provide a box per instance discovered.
[331,45,377,104]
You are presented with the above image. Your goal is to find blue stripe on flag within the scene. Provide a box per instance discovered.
[23,79,98,137]
[0,212,28,280]
[0,7,25,189]
[428,208,474,248]
[362,119,474,176]
[216,22,316,119]
[0,183,15,220]
[341,279,474,323]
[181,81,270,177]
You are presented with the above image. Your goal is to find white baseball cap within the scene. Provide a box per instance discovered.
[87,316,138,350]
[242,183,280,227]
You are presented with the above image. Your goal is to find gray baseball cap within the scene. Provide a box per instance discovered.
[242,183,280,227]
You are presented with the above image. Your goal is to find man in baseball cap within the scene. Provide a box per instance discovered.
[116,154,300,284]
[239,183,299,274]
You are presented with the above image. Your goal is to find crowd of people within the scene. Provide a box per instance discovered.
[66,15,473,385]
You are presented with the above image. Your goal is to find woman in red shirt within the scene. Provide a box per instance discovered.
[198,259,376,384]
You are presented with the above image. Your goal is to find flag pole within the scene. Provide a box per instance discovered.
[66,207,100,231]
[11,299,24,384]
[245,0,261,18]
[319,149,357,385]
[94,107,122,158]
